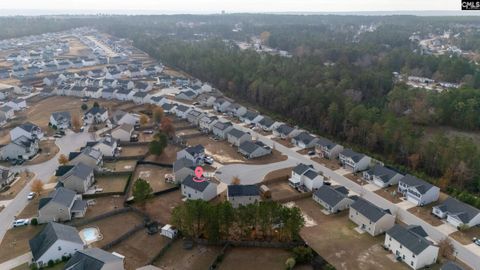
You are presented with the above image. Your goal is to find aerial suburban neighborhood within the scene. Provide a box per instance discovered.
[0,5,479,270]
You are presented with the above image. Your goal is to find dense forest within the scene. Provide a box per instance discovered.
[1,14,480,203]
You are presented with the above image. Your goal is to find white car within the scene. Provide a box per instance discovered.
[27,192,36,200]
[204,156,214,165]
[13,219,29,227]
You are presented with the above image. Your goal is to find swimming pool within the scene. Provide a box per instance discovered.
[79,227,102,245]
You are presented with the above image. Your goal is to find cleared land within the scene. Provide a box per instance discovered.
[0,225,45,263]
[144,145,182,164]
[219,247,293,270]
[154,240,221,270]
[119,145,149,157]
[374,186,402,204]
[103,159,137,172]
[142,190,183,224]
[95,174,130,193]
[132,165,176,193]
[311,156,341,170]
[83,196,125,219]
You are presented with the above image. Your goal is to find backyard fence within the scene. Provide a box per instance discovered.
[259,175,289,186]
[145,239,174,266]
[66,207,132,227]
[137,160,173,168]
[118,141,150,147]
[101,223,145,250]
[274,192,313,203]
[176,125,197,131]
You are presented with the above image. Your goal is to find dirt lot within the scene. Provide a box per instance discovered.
[311,157,341,170]
[344,173,368,186]
[263,167,293,182]
[0,224,45,263]
[374,186,402,204]
[25,139,59,165]
[110,230,170,270]
[119,145,149,157]
[267,182,299,202]
[0,172,33,201]
[13,262,65,270]
[95,175,130,193]
[62,36,92,57]
[83,196,125,219]
[78,211,144,248]
[219,247,293,270]
[142,190,183,224]
[154,240,221,270]
[144,145,182,164]
[103,159,137,172]
[408,205,443,227]
[450,226,480,245]
[0,128,10,144]
[272,137,294,148]
[296,198,409,270]
[186,135,287,165]
[133,165,176,193]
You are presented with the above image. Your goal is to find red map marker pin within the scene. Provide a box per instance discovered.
[194,166,204,178]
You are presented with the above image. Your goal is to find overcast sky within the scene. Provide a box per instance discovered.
[0,0,466,14]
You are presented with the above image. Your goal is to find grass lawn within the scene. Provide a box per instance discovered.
[295,198,409,270]
[109,229,170,270]
[25,139,59,165]
[186,135,287,165]
[144,145,182,164]
[119,145,149,157]
[154,240,221,270]
[0,172,33,201]
[103,159,137,172]
[132,165,176,194]
[0,225,45,263]
[77,212,144,248]
[219,247,293,270]
[95,175,130,193]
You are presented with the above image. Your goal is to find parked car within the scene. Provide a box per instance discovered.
[473,237,480,246]
[204,156,214,165]
[53,134,62,138]
[130,134,139,142]
[192,102,200,106]
[27,192,36,200]
[307,150,316,156]
[143,130,154,134]
[13,219,29,227]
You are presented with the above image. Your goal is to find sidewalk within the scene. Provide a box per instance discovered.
[0,252,32,269]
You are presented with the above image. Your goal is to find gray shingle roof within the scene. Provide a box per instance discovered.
[18,122,41,133]
[228,185,260,197]
[258,117,274,127]
[440,261,465,270]
[213,121,232,131]
[340,149,366,162]
[275,124,294,135]
[64,248,122,270]
[316,137,338,150]
[86,107,107,116]
[313,185,350,208]
[29,222,82,261]
[386,224,432,255]
[294,132,316,144]
[39,187,76,210]
[184,144,204,156]
[238,141,267,155]
[182,175,214,192]
[173,157,195,172]
[293,163,314,175]
[59,162,93,183]
[436,197,480,224]
[366,164,401,184]
[400,174,435,195]
[228,128,246,139]
[242,111,259,121]
[175,104,190,112]
[304,169,320,180]
[350,198,391,222]
[51,111,71,123]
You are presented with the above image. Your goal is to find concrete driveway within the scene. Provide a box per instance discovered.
[0,131,92,243]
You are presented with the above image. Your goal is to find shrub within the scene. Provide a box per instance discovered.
[81,103,88,110]
[30,218,38,226]
[48,260,54,267]
[458,224,470,231]
[292,246,314,263]
[285,257,296,270]
[29,263,38,270]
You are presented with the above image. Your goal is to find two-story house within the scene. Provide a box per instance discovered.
[227,128,252,147]
[339,149,371,172]
[227,185,261,208]
[176,144,205,164]
[50,111,72,130]
[181,175,217,201]
[398,175,440,206]
[362,164,404,188]
[289,163,324,191]
[10,122,44,141]
[57,162,95,194]
[313,185,354,214]
[349,198,395,236]
[315,137,344,159]
[38,187,87,223]
[432,197,480,228]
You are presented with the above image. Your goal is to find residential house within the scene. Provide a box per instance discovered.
[240,111,263,125]
[313,185,353,214]
[29,222,84,267]
[291,132,319,149]
[101,87,116,100]
[176,145,205,164]
[181,175,217,201]
[227,185,261,208]
[65,248,125,270]
[363,164,404,188]
[384,224,439,269]
[440,261,465,270]
[150,95,169,106]
[0,168,15,188]
[84,87,102,99]
[111,124,134,142]
[0,112,6,126]
[315,138,344,159]
[50,111,71,130]
[212,121,233,139]
[257,117,275,131]
[238,141,271,159]
[198,95,216,107]
[226,103,247,117]
[110,110,139,126]
[5,99,27,111]
[186,109,204,126]
[132,91,149,104]
[10,122,44,141]
[289,163,324,191]
[0,136,39,160]
[38,187,87,223]
[0,105,14,119]
[213,98,231,112]
[57,162,95,193]
[349,198,395,236]
[70,86,86,97]
[161,103,176,114]
[398,175,440,206]
[174,104,191,119]
[432,197,480,228]
[227,128,252,147]
[199,115,218,133]
[114,88,132,101]
[87,137,118,157]
[339,149,372,172]
[175,90,197,100]
[273,124,295,139]
[173,158,195,184]
[68,147,103,168]
[84,107,108,124]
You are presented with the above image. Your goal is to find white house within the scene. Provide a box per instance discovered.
[349,198,395,236]
[398,175,440,206]
[362,164,404,188]
[0,106,14,119]
[291,132,318,149]
[65,248,125,270]
[289,163,324,191]
[339,149,371,172]
[174,104,191,119]
[315,137,344,159]
[384,224,439,270]
[226,128,252,147]
[186,109,204,126]
[132,91,149,104]
[176,90,197,101]
[181,175,217,201]
[88,137,118,157]
[50,111,72,130]
[256,117,275,131]
[176,145,205,164]
[432,197,480,228]
[213,98,231,112]
[313,185,353,214]
[0,136,39,160]
[199,115,218,133]
[101,88,117,100]
[84,107,109,124]
[10,122,44,141]
[173,158,195,184]
[227,185,261,208]
[238,141,272,159]
[160,225,178,239]
[111,124,134,142]
[110,110,139,126]
[240,111,263,125]
[212,121,233,139]
[5,99,27,111]
[29,222,84,267]
[273,124,295,139]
